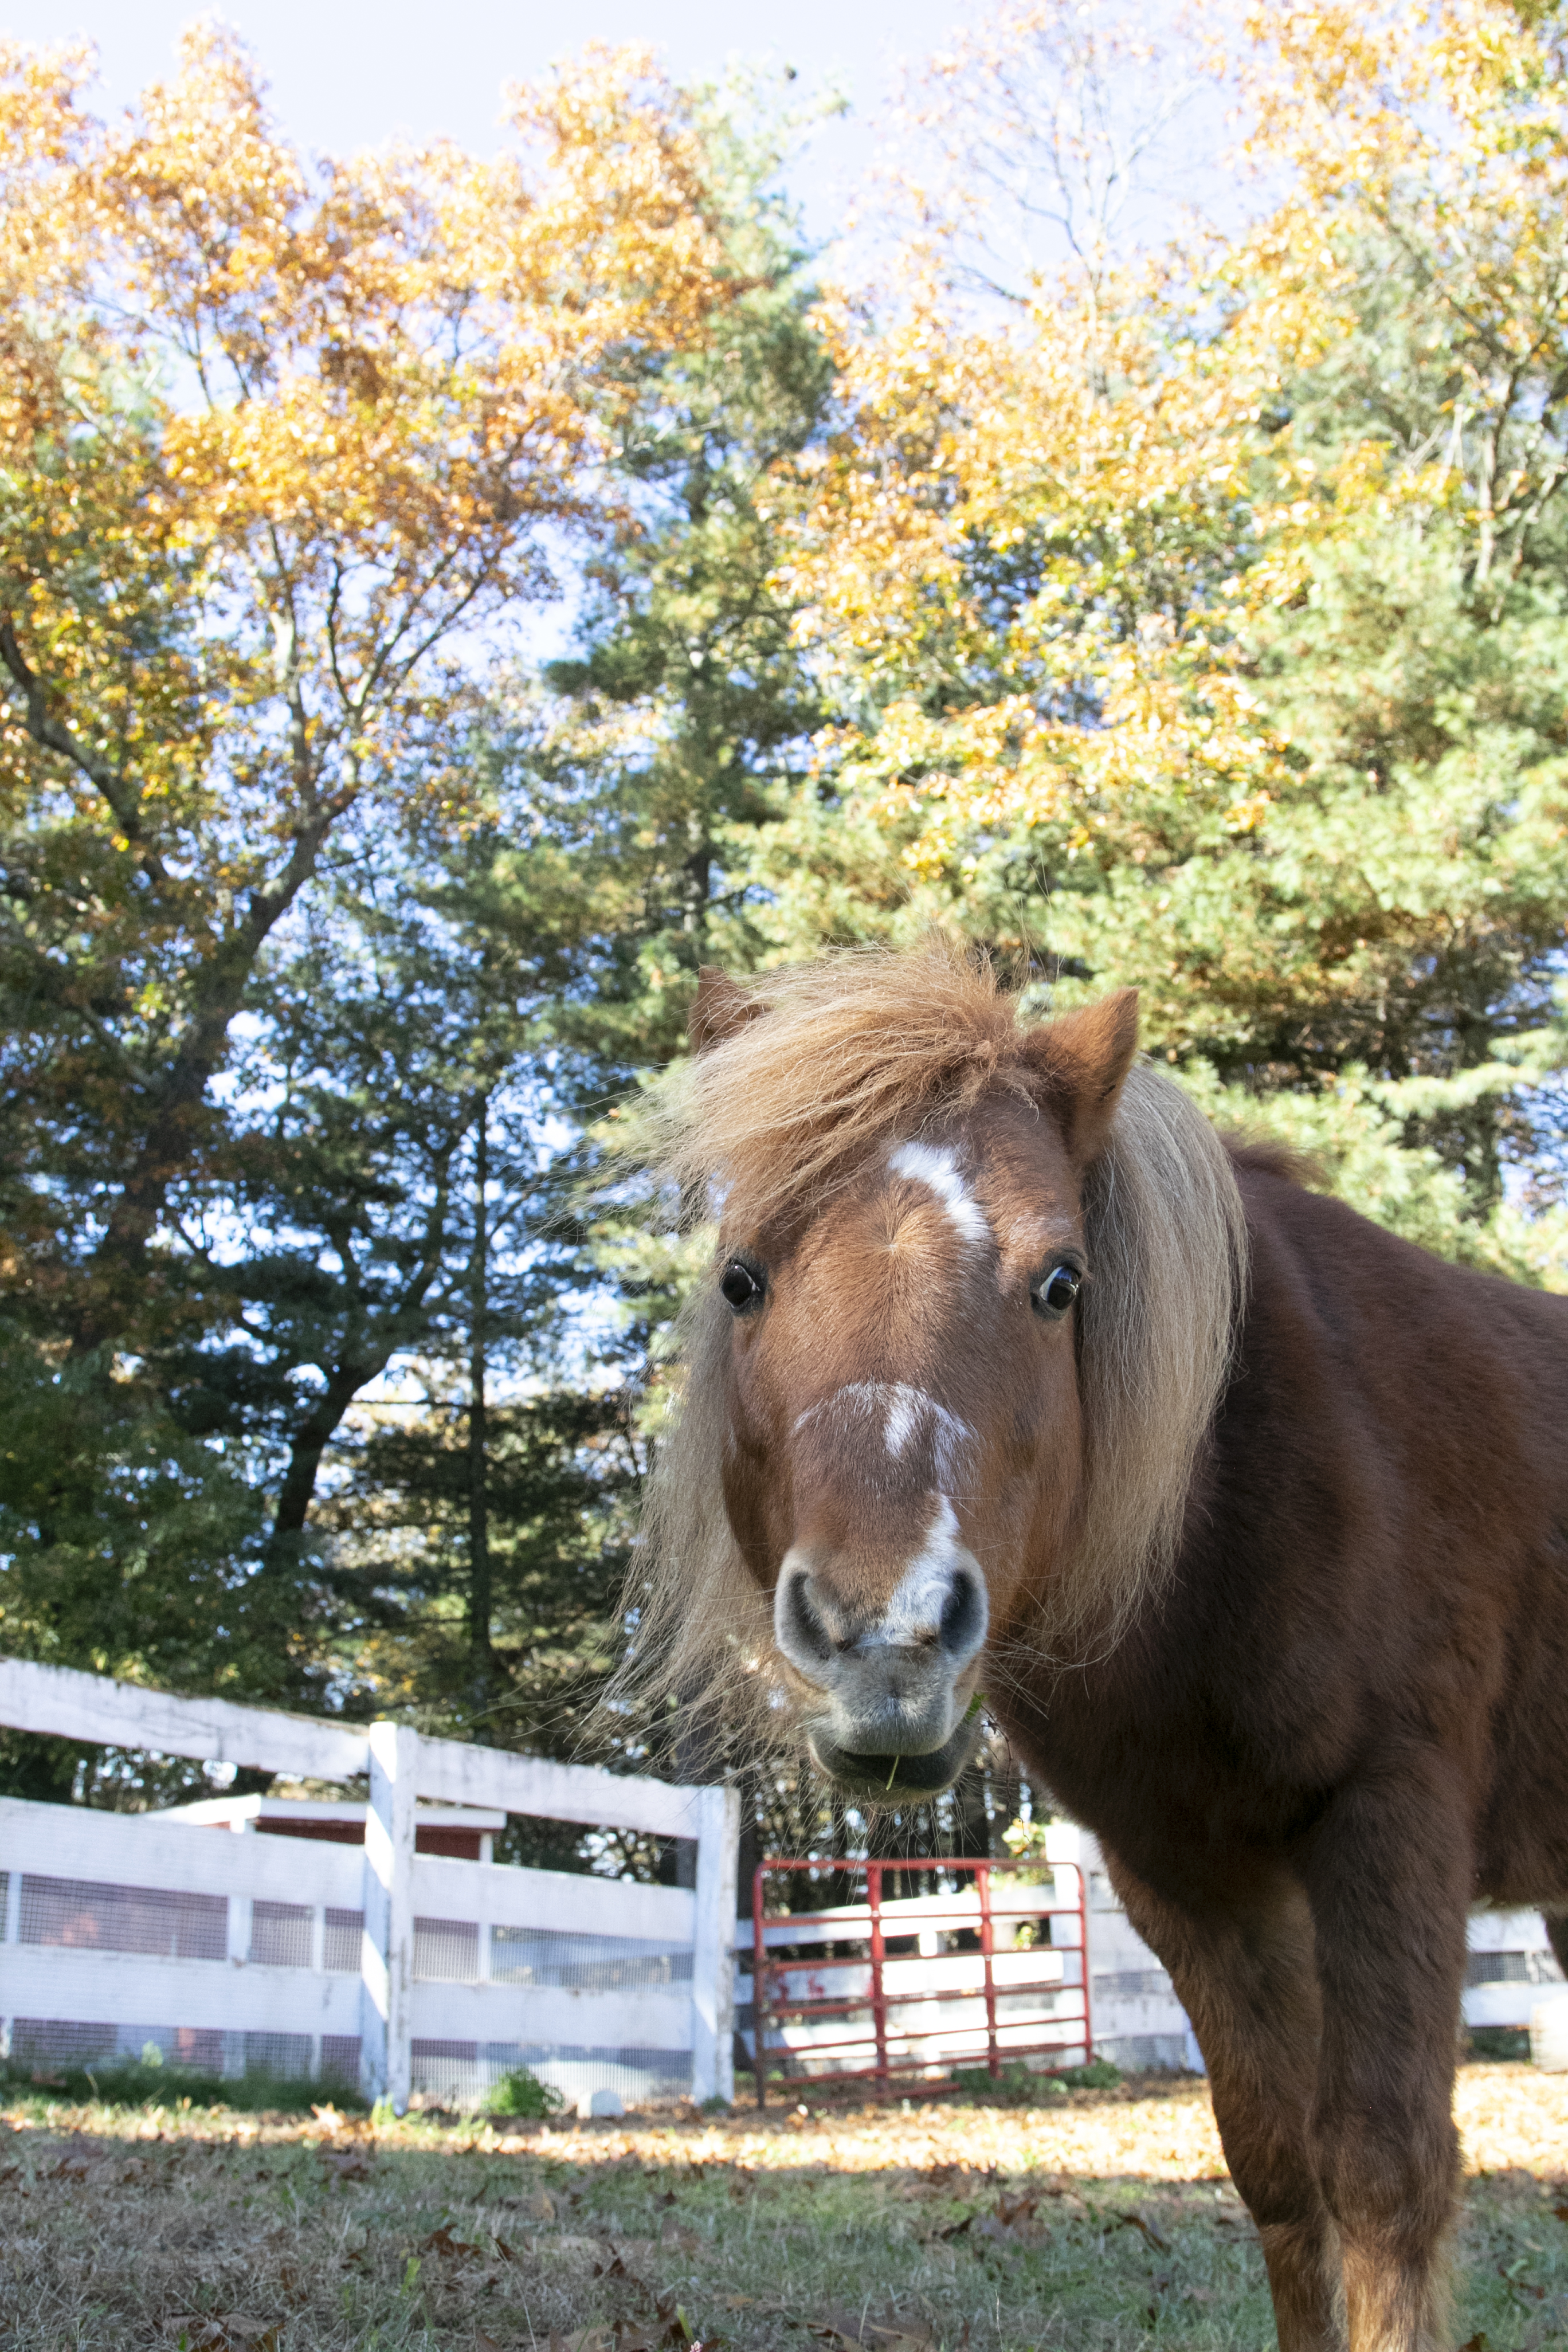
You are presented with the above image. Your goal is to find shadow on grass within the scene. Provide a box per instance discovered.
[3,2074,1565,2349]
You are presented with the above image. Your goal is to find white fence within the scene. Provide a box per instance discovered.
[0,1660,738,2112]
[1,1660,1555,2110]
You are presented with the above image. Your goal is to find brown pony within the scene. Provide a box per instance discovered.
[625,943,1568,2352]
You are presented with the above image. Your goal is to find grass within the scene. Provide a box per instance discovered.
[2,2064,1566,2349]
[0,2059,368,2116]
[947,2059,1124,2104]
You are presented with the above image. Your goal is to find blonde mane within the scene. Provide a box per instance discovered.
[619,943,1249,1741]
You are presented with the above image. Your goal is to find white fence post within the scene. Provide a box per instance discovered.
[362,1722,418,2112]
[224,1854,253,2081]
[691,1782,740,2104]
[2,1861,19,2060]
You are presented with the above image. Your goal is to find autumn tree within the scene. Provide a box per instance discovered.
[0,23,731,1364]
[786,0,1568,1269]
[0,25,744,1708]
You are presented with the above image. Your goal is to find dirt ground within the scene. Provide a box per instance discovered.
[3,2063,1567,2351]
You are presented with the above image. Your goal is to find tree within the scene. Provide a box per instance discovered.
[0,26,747,1718]
[782,0,1568,1271]
[0,23,734,1361]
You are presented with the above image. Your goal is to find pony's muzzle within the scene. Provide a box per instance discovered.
[772,1532,988,1768]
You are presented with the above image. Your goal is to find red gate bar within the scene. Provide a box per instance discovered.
[748,1853,1092,2106]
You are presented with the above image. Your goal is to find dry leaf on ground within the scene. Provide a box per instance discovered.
[1118,2209,1173,2253]
[422,2224,482,2259]
[165,2316,279,2351]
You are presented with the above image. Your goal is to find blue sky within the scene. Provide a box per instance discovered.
[3,1,972,238]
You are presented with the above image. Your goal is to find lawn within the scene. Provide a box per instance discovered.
[3,2064,1567,2351]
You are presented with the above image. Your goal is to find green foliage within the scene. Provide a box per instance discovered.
[485,2066,567,2119]
[0,2059,367,2114]
[1466,2028,1532,2063]
[952,2057,1124,2102]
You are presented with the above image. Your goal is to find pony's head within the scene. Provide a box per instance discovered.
[627,946,1245,1798]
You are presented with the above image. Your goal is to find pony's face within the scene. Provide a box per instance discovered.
[700,981,1140,1799]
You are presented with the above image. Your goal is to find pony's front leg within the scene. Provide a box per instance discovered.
[1300,1773,1470,2352]
[1107,1853,1347,2351]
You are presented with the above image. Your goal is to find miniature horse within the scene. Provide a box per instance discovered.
[628,946,1568,2352]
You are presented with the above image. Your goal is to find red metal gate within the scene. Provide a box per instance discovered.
[747,1855,1091,2104]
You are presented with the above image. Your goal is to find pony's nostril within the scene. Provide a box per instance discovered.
[778,1567,836,1668]
[938,1568,986,1663]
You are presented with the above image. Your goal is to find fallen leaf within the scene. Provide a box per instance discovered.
[165,2316,280,2351]
[652,2291,697,2346]
[994,2190,1039,2227]
[310,2103,347,2133]
[968,2212,1044,2248]
[1119,2209,1172,2253]
[477,2334,506,2351]
[318,2147,373,2182]
[422,2224,481,2259]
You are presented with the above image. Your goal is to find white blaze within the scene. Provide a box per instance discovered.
[868,1495,975,1647]
[887,1142,990,1244]
[794,1381,973,1484]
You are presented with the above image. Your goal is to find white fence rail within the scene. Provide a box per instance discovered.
[0,1660,738,2112]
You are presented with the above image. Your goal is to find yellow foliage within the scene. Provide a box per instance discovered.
[0,22,739,1328]
[790,0,1568,876]
[0,23,734,838]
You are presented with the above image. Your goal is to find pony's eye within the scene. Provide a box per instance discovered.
[1031,1263,1081,1320]
[720,1259,765,1312]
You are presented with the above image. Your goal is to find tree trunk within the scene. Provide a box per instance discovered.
[68,806,342,1358]
[467,1101,493,1679]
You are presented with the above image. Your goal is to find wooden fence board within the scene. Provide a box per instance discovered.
[0,1660,369,1782]
[409,1853,695,1944]
[0,1799,362,1908]
[2,1947,361,2038]
[409,1979,695,2052]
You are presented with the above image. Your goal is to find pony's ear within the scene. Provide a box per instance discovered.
[689,966,765,1056]
[1019,989,1140,1163]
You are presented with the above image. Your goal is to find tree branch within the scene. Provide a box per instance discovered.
[0,620,171,891]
